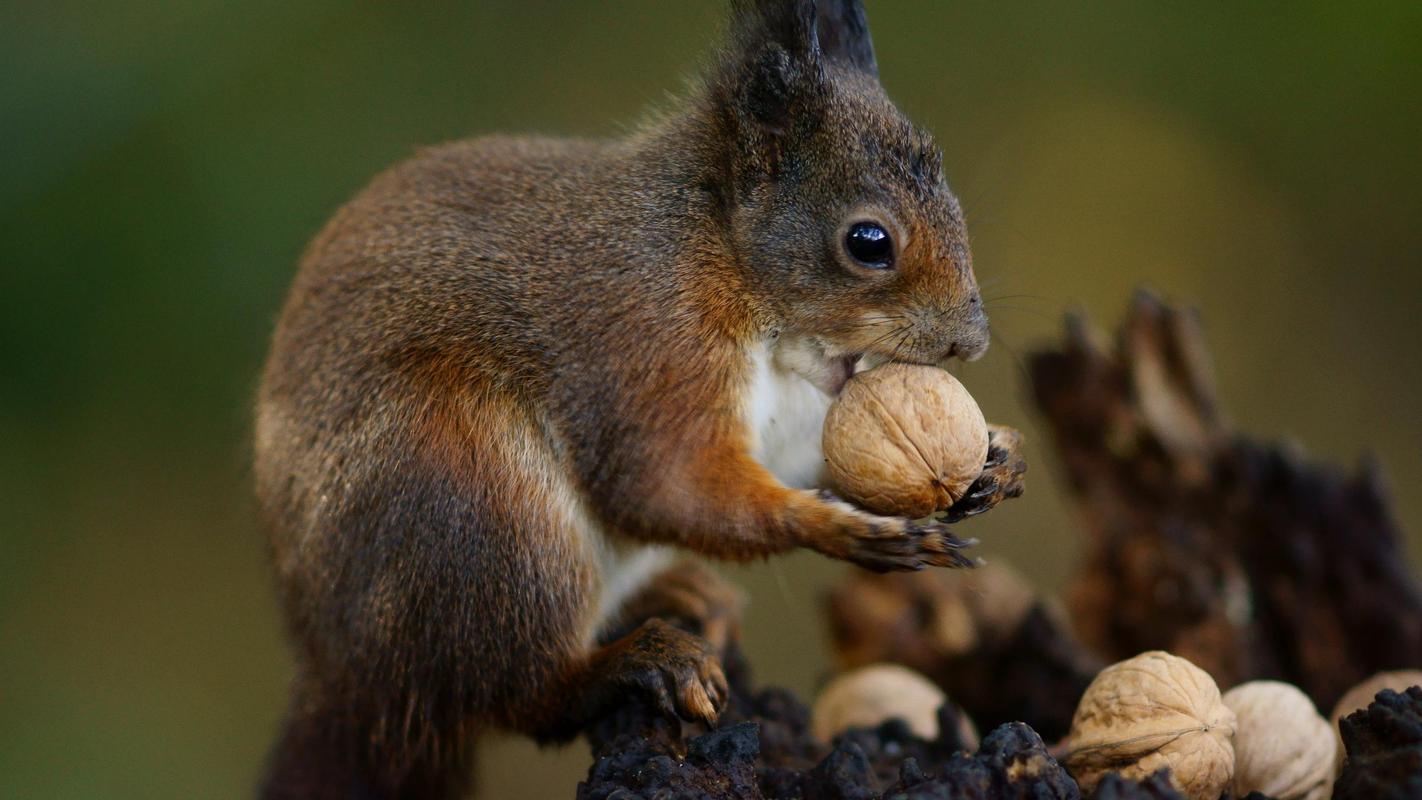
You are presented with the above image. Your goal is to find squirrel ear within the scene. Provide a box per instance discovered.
[814,0,877,75]
[726,0,823,136]
[731,0,821,62]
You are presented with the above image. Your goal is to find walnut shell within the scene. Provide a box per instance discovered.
[822,364,988,518]
[811,663,970,745]
[1223,680,1336,800]
[1063,651,1236,800]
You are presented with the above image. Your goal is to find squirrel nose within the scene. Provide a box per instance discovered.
[939,294,989,362]
[948,337,989,362]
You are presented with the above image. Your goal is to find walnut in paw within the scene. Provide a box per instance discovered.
[823,363,1005,519]
[809,490,979,572]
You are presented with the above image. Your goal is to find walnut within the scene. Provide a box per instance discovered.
[1062,651,1236,799]
[822,363,988,518]
[810,663,975,746]
[1223,680,1336,800]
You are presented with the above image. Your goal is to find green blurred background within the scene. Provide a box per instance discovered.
[3,1,1419,797]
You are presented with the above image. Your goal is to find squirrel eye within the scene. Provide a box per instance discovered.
[844,221,894,269]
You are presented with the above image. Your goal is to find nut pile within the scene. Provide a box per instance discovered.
[577,640,1421,799]
[825,566,1422,799]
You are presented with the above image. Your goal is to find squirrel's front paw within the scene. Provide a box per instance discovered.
[940,424,1028,523]
[813,490,977,572]
[611,618,728,725]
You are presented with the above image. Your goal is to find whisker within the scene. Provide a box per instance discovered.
[836,315,906,330]
[888,326,914,363]
[931,304,968,322]
[854,323,908,354]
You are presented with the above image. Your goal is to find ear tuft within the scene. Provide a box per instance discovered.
[722,1,826,139]
[730,0,821,62]
[815,0,877,75]
[742,46,800,135]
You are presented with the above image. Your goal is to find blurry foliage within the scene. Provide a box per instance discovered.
[1,1,1419,797]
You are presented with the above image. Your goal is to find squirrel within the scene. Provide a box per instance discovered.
[254,1,1027,797]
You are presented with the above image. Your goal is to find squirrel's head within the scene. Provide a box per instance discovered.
[707,0,987,392]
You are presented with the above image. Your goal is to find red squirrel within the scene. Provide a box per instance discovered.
[254,1,1026,796]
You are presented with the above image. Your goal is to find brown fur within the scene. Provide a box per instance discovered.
[254,2,1022,797]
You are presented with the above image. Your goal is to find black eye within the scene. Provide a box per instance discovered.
[844,221,894,269]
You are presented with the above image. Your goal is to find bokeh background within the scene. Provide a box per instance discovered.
[3,1,1420,797]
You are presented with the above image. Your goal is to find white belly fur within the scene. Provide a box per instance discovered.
[586,341,829,642]
[594,539,672,631]
[557,461,673,644]
[746,341,833,489]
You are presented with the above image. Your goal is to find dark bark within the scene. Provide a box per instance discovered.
[577,640,1097,799]
[1334,687,1422,799]
[1027,290,1422,709]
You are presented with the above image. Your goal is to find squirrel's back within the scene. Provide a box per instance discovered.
[266,134,674,389]
[257,130,720,478]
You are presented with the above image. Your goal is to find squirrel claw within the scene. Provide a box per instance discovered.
[808,488,980,571]
[846,519,978,572]
[940,425,1027,522]
[984,446,1009,469]
[967,479,999,501]
[609,618,727,726]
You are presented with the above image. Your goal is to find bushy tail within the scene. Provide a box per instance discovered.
[260,676,473,800]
